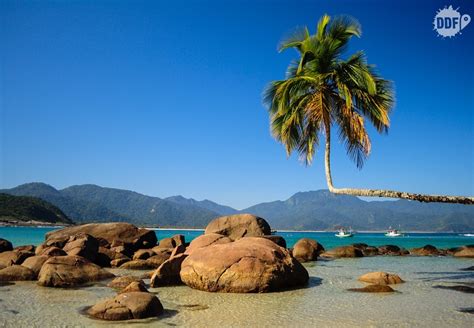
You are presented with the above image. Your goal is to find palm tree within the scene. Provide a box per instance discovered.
[264,14,473,205]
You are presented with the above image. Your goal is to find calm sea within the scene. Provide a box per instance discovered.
[1,226,473,249]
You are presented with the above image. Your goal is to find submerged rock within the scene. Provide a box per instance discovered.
[204,214,271,241]
[292,238,324,262]
[348,284,395,293]
[321,246,363,258]
[453,245,474,258]
[0,265,36,281]
[150,253,187,287]
[87,292,163,321]
[180,237,308,293]
[409,245,441,256]
[107,276,144,289]
[433,285,474,294]
[378,245,403,256]
[38,255,114,287]
[358,272,404,285]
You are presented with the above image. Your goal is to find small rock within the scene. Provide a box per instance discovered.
[292,238,324,262]
[119,260,154,270]
[0,265,36,281]
[108,276,144,289]
[348,284,395,293]
[133,249,156,260]
[358,272,404,285]
[158,234,185,248]
[87,292,163,321]
[119,281,148,294]
[111,258,130,268]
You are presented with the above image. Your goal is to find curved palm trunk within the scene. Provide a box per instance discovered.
[324,125,474,205]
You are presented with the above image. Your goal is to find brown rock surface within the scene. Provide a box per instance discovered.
[180,237,308,293]
[158,234,185,248]
[409,245,441,256]
[185,233,232,255]
[348,284,395,293]
[107,276,144,289]
[38,255,114,287]
[150,253,187,287]
[292,238,324,262]
[204,214,271,241]
[133,249,156,260]
[87,292,163,321]
[21,255,49,276]
[63,233,99,261]
[321,246,363,258]
[453,245,474,258]
[0,265,36,281]
[358,272,404,285]
[0,238,13,253]
[0,250,34,267]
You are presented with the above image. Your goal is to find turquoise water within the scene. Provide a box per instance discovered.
[1,226,473,249]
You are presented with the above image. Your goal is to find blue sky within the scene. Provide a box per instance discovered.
[1,0,473,209]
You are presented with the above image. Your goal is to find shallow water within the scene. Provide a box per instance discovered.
[1,256,473,327]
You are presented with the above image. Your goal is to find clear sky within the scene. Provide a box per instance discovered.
[1,0,473,209]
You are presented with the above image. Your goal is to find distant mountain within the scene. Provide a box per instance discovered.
[165,195,238,215]
[0,193,72,224]
[1,183,473,231]
[242,190,474,232]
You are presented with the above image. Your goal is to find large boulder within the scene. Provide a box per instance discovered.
[0,238,13,253]
[321,246,363,258]
[409,245,441,256]
[185,233,232,254]
[62,233,99,261]
[292,238,324,262]
[45,223,157,253]
[0,250,34,267]
[453,245,474,258]
[180,237,308,293]
[87,292,163,321]
[38,255,114,287]
[21,255,49,276]
[158,235,185,248]
[0,265,36,281]
[348,284,395,293]
[358,272,404,285]
[204,214,271,241]
[150,253,187,287]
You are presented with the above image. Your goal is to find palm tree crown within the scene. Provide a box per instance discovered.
[264,14,394,168]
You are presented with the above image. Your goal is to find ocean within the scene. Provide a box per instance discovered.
[1,227,473,327]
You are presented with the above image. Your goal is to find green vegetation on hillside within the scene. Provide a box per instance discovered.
[0,193,73,224]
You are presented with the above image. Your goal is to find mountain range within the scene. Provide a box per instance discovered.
[1,182,473,231]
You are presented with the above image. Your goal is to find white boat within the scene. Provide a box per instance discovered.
[462,233,474,237]
[385,228,403,237]
[335,228,353,238]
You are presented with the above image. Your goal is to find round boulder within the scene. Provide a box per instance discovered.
[87,292,163,321]
[180,237,308,293]
[204,214,271,241]
[0,265,36,281]
[292,238,324,262]
[38,255,114,287]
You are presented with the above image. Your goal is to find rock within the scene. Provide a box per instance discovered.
[0,238,13,253]
[185,233,232,254]
[0,265,36,281]
[108,276,144,289]
[262,235,287,248]
[292,238,324,262]
[120,260,154,270]
[133,249,156,260]
[358,272,404,285]
[38,255,114,287]
[87,292,163,321]
[158,234,185,248]
[352,244,378,256]
[45,223,157,253]
[151,246,173,255]
[14,245,35,253]
[120,281,148,294]
[378,245,402,256]
[321,246,363,258]
[0,250,34,267]
[348,284,395,293]
[170,244,186,257]
[150,253,187,287]
[180,237,308,293]
[409,244,441,256]
[95,247,129,267]
[39,246,67,257]
[433,285,474,294]
[111,258,130,268]
[204,214,271,241]
[21,255,49,276]
[62,233,99,261]
[453,245,474,258]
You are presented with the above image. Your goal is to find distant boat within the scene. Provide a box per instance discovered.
[461,233,474,237]
[335,228,353,238]
[385,227,403,237]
